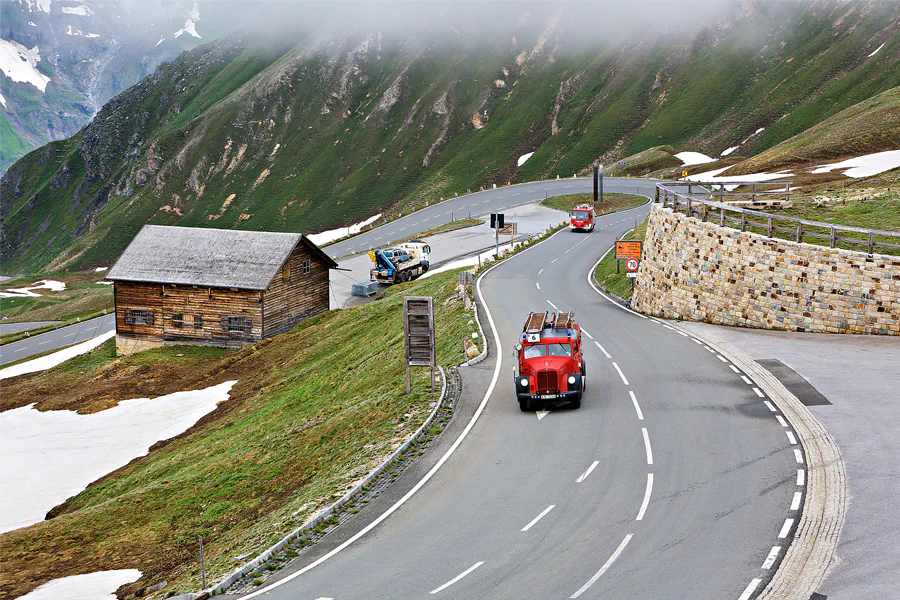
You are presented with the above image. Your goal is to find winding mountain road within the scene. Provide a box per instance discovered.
[229,183,801,599]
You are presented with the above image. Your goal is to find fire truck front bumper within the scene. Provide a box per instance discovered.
[515,373,583,402]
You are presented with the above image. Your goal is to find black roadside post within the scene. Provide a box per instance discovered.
[599,163,604,205]
[593,162,599,206]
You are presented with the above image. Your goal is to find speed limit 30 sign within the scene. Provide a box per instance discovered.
[626,257,640,272]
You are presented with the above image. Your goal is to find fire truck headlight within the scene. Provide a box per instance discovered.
[568,375,576,385]
[519,377,529,388]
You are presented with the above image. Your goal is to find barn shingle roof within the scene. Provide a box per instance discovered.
[107,225,337,290]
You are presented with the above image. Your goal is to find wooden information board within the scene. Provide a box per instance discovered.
[403,296,435,393]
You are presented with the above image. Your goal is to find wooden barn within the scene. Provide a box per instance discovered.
[107,225,338,355]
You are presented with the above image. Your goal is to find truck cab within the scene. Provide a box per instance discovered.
[514,311,585,411]
[369,241,431,284]
[570,204,595,232]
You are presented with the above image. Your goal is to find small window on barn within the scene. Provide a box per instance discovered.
[223,316,252,334]
[193,314,203,329]
[283,264,291,282]
[172,313,184,328]
[301,257,311,274]
[124,309,154,325]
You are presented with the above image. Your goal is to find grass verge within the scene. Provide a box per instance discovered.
[541,192,647,215]
[592,219,649,302]
[0,270,113,329]
[0,268,476,599]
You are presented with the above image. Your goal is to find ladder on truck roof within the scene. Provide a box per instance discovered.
[524,312,548,333]
[552,311,575,330]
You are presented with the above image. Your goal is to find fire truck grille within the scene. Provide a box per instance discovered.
[537,371,557,392]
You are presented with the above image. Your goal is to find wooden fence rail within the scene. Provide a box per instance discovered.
[655,182,900,255]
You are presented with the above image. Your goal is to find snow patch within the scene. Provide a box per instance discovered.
[155,35,165,47]
[810,150,900,178]
[96,280,113,285]
[517,152,534,167]
[0,279,66,298]
[61,3,93,16]
[187,0,200,21]
[685,166,793,192]
[721,146,739,157]
[28,21,37,27]
[0,38,51,92]
[0,330,114,380]
[0,92,6,109]
[22,0,51,14]
[675,151,715,166]
[173,18,201,38]
[0,381,235,533]
[20,570,142,600]
[95,266,108,272]
[309,213,383,247]
[868,43,885,58]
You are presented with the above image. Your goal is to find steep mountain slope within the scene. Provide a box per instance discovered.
[2,0,898,273]
[0,0,241,174]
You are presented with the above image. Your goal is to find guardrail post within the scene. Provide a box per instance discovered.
[752,183,757,203]
[655,186,660,203]
[687,197,692,216]
[796,222,803,243]
[768,216,774,237]
[830,227,836,248]
[719,206,725,226]
[701,202,708,222]
[740,212,747,232]
[868,232,875,254]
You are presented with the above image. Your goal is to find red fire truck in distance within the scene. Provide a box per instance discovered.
[514,311,585,411]
[570,203,595,232]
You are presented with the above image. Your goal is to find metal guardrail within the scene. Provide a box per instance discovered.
[655,182,900,254]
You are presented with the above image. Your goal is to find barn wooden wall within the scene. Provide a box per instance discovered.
[263,244,330,336]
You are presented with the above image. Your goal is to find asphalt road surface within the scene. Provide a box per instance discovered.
[0,313,115,366]
[324,177,651,259]
[232,199,800,599]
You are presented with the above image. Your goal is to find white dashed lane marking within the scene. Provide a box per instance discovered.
[753,387,766,398]
[761,546,781,570]
[430,562,485,594]
[612,362,629,386]
[569,534,633,599]
[764,400,777,412]
[794,449,804,464]
[797,469,805,485]
[641,428,653,465]
[737,579,762,600]
[576,461,600,483]
[778,518,795,539]
[629,391,644,420]
[790,491,802,511]
[547,300,559,310]
[594,341,611,359]
[636,473,653,521]
[521,505,555,532]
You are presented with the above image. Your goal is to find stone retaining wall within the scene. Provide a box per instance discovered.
[632,205,900,334]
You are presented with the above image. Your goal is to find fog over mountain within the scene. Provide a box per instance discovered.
[2,0,898,274]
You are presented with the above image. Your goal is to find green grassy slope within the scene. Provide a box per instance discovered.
[3,1,898,274]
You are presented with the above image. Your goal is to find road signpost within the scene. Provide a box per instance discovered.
[594,162,604,205]
[490,213,505,258]
[403,296,436,393]
[615,239,642,274]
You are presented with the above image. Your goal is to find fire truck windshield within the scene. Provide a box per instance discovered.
[524,345,547,359]
[548,343,573,357]
[573,210,590,220]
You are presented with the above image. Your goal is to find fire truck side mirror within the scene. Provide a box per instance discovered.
[515,343,522,352]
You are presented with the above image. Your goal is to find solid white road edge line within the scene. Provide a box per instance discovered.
[612,362,630,385]
[569,533,634,599]
[430,561,485,594]
[737,578,762,600]
[521,505,556,531]
[576,460,600,483]
[636,473,653,521]
[762,546,782,569]
[240,228,536,598]
[586,245,648,320]
[629,391,644,420]
[642,428,654,465]
[594,341,611,359]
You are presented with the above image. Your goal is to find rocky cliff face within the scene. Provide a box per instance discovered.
[2,0,898,273]
[0,0,243,174]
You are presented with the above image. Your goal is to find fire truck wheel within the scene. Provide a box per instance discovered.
[571,394,582,409]
[519,400,530,412]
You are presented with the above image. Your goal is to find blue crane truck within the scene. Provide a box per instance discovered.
[369,241,431,284]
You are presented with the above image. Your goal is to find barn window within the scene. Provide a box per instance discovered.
[193,314,203,329]
[223,316,252,334]
[172,313,184,328]
[124,309,154,325]
[301,257,311,274]
[283,264,291,282]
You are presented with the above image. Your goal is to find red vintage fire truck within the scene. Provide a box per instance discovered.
[570,203,595,232]
[514,311,585,411]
